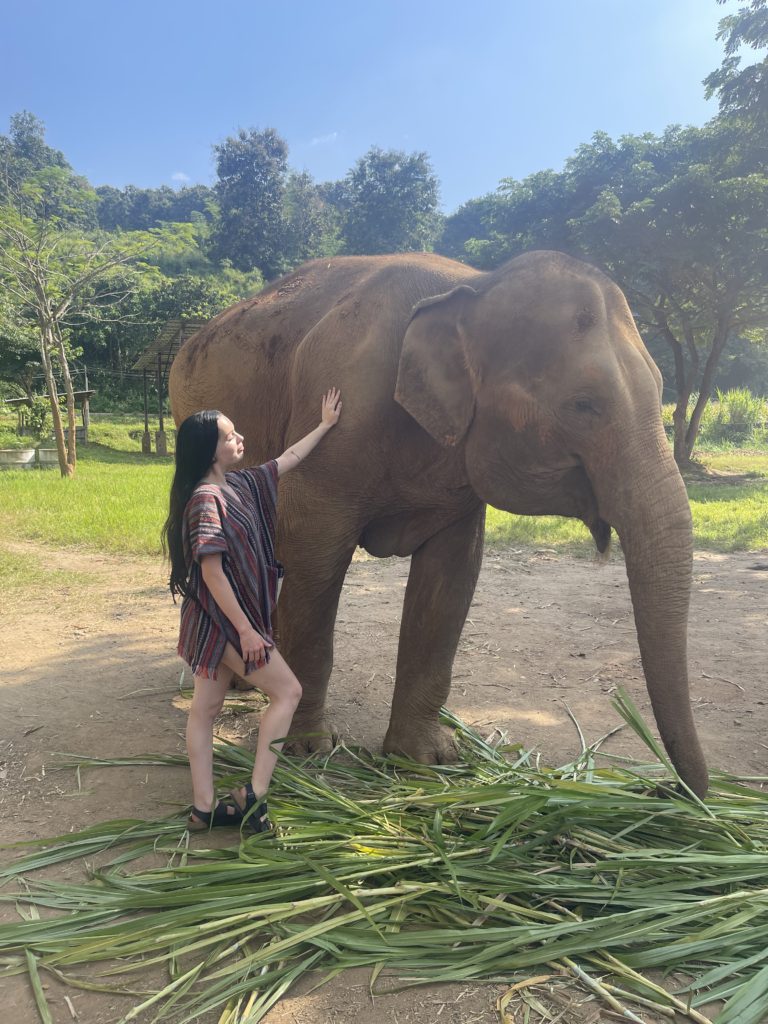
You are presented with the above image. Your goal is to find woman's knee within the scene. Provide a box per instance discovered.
[190,682,227,722]
[286,678,302,707]
[266,675,302,709]
[190,697,225,724]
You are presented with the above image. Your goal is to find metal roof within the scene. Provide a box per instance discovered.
[131,318,208,371]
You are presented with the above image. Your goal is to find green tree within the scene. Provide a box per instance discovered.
[565,126,768,464]
[444,125,768,465]
[704,0,768,125]
[95,183,216,231]
[437,194,507,262]
[0,111,68,183]
[0,295,40,400]
[0,113,97,228]
[0,180,146,475]
[340,147,441,255]
[282,172,342,266]
[209,127,289,278]
[76,267,263,385]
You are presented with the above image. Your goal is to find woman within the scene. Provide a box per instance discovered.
[162,389,342,832]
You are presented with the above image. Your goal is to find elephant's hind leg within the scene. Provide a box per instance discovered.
[277,500,358,754]
[383,503,485,763]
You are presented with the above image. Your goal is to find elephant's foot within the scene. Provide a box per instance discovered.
[285,711,337,755]
[383,719,459,765]
[231,674,257,691]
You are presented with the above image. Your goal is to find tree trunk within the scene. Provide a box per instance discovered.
[672,399,692,468]
[654,309,695,471]
[53,325,77,469]
[683,323,730,462]
[39,329,71,478]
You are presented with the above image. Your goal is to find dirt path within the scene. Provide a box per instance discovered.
[1,538,766,1023]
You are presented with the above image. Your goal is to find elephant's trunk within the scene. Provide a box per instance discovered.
[589,430,709,797]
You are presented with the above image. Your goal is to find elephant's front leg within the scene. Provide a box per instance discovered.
[383,504,485,763]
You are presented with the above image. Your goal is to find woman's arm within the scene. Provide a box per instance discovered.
[200,553,271,665]
[275,388,341,478]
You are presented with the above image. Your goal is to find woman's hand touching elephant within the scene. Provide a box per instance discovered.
[275,388,342,477]
[321,387,342,428]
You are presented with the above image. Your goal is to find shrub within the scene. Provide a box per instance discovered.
[704,387,767,445]
[662,389,768,448]
[27,396,50,441]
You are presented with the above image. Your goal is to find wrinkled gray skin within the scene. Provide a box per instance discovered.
[170,250,708,797]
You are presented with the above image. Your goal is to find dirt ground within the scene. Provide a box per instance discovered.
[1,536,766,1023]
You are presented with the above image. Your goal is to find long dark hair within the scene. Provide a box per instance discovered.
[162,410,221,599]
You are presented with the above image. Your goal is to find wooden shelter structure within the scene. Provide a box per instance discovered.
[132,319,206,454]
[5,388,95,443]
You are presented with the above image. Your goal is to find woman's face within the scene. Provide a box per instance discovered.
[214,415,244,470]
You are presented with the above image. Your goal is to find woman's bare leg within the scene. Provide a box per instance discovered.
[187,667,232,811]
[221,643,302,799]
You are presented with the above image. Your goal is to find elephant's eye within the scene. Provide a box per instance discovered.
[574,398,599,414]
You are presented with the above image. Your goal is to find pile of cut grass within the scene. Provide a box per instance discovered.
[2,693,768,1024]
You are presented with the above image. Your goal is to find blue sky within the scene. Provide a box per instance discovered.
[2,0,726,213]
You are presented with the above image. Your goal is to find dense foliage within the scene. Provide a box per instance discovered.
[435,1,768,461]
[0,1,766,465]
[437,121,768,462]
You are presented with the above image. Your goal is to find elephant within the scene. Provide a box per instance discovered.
[169,250,709,798]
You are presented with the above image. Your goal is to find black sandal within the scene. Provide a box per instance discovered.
[231,783,272,834]
[188,800,244,832]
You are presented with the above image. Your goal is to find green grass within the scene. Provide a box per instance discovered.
[0,410,175,455]
[485,507,595,551]
[0,547,95,594]
[0,413,175,555]
[686,480,768,552]
[485,450,768,554]
[0,456,174,555]
[696,450,768,476]
[0,418,766,557]
[87,413,176,455]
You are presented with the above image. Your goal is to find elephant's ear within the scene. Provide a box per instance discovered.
[395,284,478,446]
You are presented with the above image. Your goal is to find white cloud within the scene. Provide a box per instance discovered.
[309,132,339,147]
[171,171,191,183]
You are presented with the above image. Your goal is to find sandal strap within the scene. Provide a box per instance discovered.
[234,784,272,833]
[189,801,244,829]
[211,800,244,826]
[189,806,212,825]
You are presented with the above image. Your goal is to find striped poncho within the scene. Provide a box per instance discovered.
[177,461,284,679]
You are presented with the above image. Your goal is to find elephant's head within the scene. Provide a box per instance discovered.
[395,250,708,797]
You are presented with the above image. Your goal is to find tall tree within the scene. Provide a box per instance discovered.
[437,194,506,262]
[340,147,441,255]
[440,125,768,466]
[0,112,96,227]
[0,111,68,184]
[0,177,145,475]
[566,126,768,465]
[282,172,342,266]
[209,127,289,278]
[704,0,768,126]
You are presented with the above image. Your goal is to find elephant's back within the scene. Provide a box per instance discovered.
[169,254,472,425]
